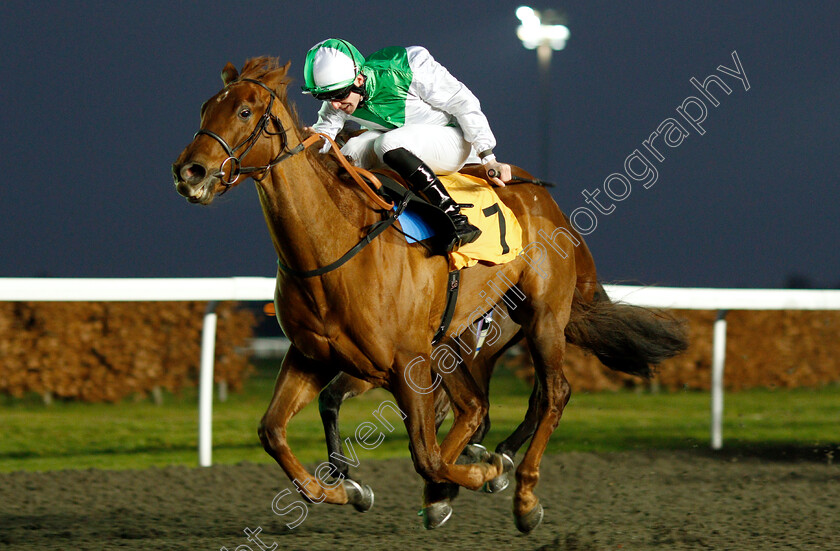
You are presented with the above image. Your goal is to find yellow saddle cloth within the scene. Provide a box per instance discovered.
[439,173,524,270]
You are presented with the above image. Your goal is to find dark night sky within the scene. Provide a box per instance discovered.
[1,1,837,288]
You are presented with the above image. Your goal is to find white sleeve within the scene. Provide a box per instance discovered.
[311,102,348,153]
[407,46,496,154]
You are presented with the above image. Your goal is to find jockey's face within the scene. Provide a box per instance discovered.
[330,74,365,114]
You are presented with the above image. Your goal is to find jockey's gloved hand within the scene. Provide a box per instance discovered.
[480,153,511,187]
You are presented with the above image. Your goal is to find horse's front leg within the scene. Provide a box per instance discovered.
[318,371,376,480]
[258,345,373,511]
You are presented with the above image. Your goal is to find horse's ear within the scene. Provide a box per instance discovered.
[280,60,292,77]
[221,62,239,85]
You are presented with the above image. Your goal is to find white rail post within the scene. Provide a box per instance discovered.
[198,300,218,467]
[711,310,728,450]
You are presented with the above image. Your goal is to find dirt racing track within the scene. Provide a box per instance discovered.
[2,447,838,551]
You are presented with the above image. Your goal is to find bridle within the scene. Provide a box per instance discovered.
[194,78,296,192]
[189,75,414,282]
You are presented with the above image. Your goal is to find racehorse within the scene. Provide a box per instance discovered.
[172,57,688,532]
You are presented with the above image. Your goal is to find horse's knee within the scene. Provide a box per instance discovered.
[258,415,286,453]
[413,453,445,482]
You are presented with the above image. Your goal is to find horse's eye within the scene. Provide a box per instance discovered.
[239,108,252,119]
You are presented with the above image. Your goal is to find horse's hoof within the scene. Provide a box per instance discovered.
[460,443,490,463]
[483,472,509,493]
[419,500,453,529]
[514,501,544,534]
[343,479,374,513]
[482,453,514,494]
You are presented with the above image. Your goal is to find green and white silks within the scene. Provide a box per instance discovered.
[311,46,496,158]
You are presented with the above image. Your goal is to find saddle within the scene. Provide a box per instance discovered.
[364,167,524,270]
[368,168,458,255]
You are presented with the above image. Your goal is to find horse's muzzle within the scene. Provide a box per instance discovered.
[173,161,216,204]
[172,160,207,186]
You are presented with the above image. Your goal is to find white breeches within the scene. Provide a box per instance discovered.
[340,125,480,175]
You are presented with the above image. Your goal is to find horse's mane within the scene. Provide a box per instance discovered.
[238,56,290,92]
[236,56,342,180]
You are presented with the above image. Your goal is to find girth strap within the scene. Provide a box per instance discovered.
[432,270,461,344]
[277,194,411,278]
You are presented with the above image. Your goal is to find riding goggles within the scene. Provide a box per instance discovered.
[312,85,354,102]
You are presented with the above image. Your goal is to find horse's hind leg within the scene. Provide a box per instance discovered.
[468,380,542,495]
[463,324,535,462]
[319,372,376,480]
[461,326,526,492]
[512,328,572,533]
[506,285,574,533]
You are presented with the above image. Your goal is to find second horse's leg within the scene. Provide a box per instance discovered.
[495,380,541,459]
[319,371,376,480]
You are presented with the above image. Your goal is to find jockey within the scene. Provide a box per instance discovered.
[302,38,512,252]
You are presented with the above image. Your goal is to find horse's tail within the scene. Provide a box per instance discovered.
[564,283,688,378]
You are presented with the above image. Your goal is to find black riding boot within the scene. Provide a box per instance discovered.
[383,148,481,252]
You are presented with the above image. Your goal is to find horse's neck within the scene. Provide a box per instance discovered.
[255,139,372,272]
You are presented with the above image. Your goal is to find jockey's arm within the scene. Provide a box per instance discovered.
[407,46,511,186]
[310,102,348,153]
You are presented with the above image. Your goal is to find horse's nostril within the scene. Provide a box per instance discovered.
[181,162,207,183]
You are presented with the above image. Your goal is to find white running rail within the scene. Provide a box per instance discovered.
[3,278,840,464]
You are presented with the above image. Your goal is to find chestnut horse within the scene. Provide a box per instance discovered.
[172,57,687,532]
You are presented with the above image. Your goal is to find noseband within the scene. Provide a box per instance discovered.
[194,78,292,191]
